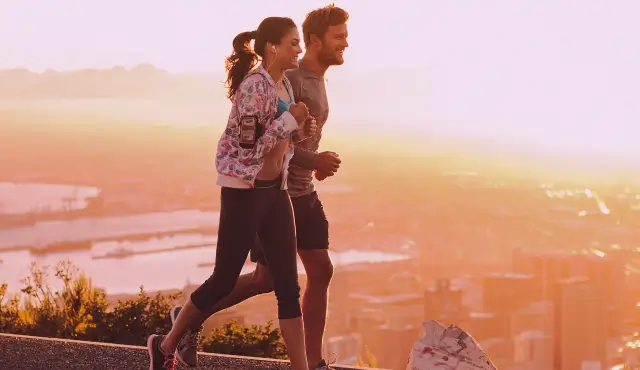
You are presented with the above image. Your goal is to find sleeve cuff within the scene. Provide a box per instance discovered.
[281,111,299,134]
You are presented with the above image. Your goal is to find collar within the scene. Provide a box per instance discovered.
[253,64,276,87]
[298,59,324,80]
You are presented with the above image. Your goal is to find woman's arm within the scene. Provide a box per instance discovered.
[236,74,298,162]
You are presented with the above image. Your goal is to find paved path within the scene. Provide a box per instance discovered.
[0,333,373,370]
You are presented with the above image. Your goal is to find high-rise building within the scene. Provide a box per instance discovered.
[583,254,625,308]
[460,312,511,342]
[513,249,570,302]
[510,301,554,340]
[424,278,467,325]
[513,330,554,370]
[371,324,420,370]
[512,249,624,308]
[553,279,608,370]
[482,273,537,314]
[353,292,422,370]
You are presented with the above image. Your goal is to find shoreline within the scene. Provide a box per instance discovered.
[1,248,414,297]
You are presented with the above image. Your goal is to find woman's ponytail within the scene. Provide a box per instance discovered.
[225,30,258,100]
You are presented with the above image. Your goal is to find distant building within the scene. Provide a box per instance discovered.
[513,248,625,309]
[327,266,352,335]
[554,279,608,370]
[369,324,419,370]
[482,273,537,314]
[510,301,554,340]
[461,312,510,343]
[323,333,362,365]
[424,278,468,325]
[351,293,422,370]
[513,330,554,370]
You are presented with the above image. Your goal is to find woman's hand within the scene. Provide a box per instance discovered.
[289,102,309,124]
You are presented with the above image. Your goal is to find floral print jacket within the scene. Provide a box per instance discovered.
[215,65,298,188]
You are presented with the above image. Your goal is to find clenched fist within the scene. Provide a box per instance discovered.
[289,102,309,124]
[299,116,318,137]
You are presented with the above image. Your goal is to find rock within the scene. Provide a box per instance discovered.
[406,321,497,370]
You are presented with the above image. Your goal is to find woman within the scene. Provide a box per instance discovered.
[147,17,310,370]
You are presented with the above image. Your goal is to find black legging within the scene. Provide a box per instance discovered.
[190,177,301,319]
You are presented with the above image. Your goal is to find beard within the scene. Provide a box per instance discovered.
[318,46,344,66]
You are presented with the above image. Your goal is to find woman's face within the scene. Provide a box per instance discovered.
[274,27,303,70]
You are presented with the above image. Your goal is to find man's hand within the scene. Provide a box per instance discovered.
[314,151,341,175]
[302,116,318,137]
[314,169,334,181]
[294,116,317,140]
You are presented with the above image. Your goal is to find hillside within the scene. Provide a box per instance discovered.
[0,64,223,99]
[0,64,420,102]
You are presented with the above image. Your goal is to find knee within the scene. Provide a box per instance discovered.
[269,270,302,319]
[307,260,334,287]
[190,274,236,311]
[210,273,237,297]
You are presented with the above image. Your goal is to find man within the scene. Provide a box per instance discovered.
[170,5,349,370]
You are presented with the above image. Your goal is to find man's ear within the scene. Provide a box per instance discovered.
[309,34,322,48]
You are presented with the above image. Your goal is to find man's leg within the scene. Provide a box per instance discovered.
[299,249,333,367]
[291,192,333,369]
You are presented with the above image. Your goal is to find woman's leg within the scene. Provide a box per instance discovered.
[160,187,266,354]
[257,190,308,370]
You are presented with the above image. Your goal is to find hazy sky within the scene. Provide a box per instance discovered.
[1,0,639,158]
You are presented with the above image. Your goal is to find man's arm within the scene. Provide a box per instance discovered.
[285,69,318,171]
[290,146,318,170]
[286,71,318,170]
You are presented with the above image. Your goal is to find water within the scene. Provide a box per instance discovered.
[0,209,219,249]
[0,241,410,295]
[91,233,217,257]
[0,182,402,295]
[0,183,355,249]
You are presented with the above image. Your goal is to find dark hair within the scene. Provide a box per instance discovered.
[302,4,349,47]
[225,17,297,100]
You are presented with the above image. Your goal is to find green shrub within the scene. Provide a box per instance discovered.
[0,261,286,359]
[356,346,379,368]
[202,320,288,359]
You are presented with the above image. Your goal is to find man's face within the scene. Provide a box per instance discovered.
[317,23,349,66]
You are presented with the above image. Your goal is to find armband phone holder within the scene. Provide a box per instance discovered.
[239,115,259,149]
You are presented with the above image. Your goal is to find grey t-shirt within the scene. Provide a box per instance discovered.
[286,61,330,198]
